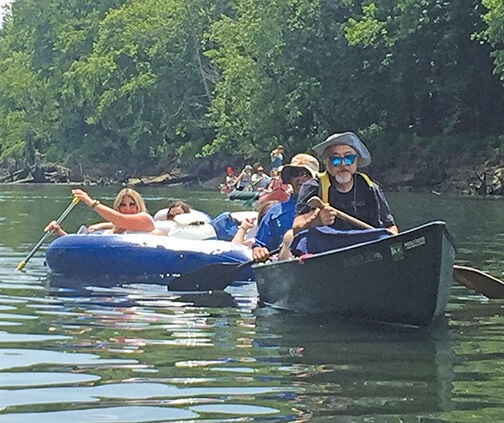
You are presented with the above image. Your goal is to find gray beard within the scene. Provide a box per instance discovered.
[334,173,353,185]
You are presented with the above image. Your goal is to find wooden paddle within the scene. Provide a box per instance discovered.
[452,265,504,299]
[307,196,374,229]
[308,196,504,299]
[167,247,280,291]
[16,196,80,271]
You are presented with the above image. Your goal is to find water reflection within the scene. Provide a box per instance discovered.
[1,186,504,421]
[0,281,285,420]
[253,310,455,419]
[0,406,199,422]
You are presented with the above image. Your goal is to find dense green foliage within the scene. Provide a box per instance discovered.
[0,0,503,174]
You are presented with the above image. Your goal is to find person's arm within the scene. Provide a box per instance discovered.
[87,222,114,232]
[292,209,319,234]
[292,206,338,234]
[44,220,67,237]
[252,211,275,262]
[71,189,155,232]
[374,185,399,234]
[231,218,255,245]
[291,179,329,234]
[233,173,243,187]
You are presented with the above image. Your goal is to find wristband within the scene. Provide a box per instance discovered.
[91,200,100,209]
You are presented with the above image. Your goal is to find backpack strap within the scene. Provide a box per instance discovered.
[357,172,374,188]
[318,171,374,203]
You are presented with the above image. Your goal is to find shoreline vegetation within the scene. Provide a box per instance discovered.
[1,150,503,197]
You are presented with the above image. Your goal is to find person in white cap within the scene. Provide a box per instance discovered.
[292,131,398,235]
[252,153,320,262]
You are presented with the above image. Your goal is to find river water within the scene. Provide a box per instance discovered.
[1,184,503,422]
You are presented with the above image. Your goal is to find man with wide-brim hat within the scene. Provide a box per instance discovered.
[292,131,398,236]
[252,153,320,262]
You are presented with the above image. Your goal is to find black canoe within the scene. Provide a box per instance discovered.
[254,221,456,327]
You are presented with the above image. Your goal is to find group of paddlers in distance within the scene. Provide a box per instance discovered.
[220,145,289,194]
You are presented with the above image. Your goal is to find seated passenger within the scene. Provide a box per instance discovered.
[252,153,320,262]
[250,165,271,191]
[234,165,253,191]
[166,201,191,220]
[292,132,398,235]
[231,200,279,248]
[277,132,399,261]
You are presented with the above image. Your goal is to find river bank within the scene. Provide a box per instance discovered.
[1,152,503,196]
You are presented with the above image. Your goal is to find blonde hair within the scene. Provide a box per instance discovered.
[109,188,147,234]
[112,188,147,212]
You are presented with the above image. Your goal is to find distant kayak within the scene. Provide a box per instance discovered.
[227,189,261,201]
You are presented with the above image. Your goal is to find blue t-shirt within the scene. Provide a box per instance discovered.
[253,196,297,250]
[271,153,283,170]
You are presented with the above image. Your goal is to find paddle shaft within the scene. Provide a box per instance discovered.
[16,196,80,271]
[168,247,281,291]
[307,196,374,229]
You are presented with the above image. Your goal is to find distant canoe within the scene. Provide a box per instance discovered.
[227,189,261,201]
[227,187,290,203]
[254,221,455,327]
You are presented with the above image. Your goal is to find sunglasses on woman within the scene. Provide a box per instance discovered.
[119,202,137,208]
[329,154,357,167]
[290,169,311,178]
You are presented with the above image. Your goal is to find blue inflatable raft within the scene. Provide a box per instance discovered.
[46,234,253,288]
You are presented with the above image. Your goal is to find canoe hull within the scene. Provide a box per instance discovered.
[228,189,260,201]
[254,222,455,326]
[46,234,253,286]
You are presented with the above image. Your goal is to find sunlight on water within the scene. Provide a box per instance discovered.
[0,406,199,422]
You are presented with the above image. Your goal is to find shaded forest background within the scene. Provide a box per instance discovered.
[0,0,503,193]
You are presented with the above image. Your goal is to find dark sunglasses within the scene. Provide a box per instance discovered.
[290,169,311,178]
[329,154,357,167]
[119,202,137,208]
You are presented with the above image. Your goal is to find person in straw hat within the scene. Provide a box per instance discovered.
[252,153,320,262]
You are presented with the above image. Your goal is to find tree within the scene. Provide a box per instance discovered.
[480,0,504,79]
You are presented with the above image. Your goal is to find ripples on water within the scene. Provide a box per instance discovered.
[1,189,504,422]
[2,261,504,422]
